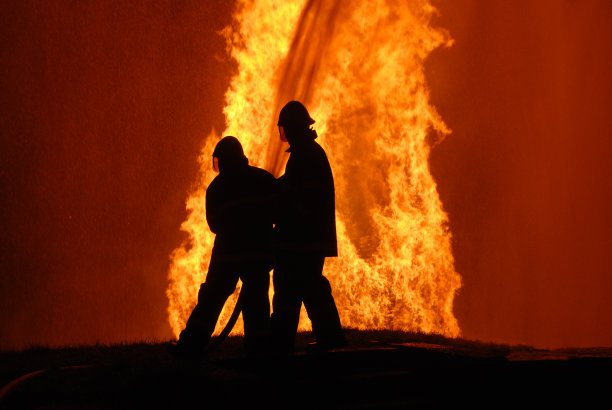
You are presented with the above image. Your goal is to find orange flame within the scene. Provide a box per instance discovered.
[167,0,461,339]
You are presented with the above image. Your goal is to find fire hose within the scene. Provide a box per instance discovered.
[202,287,244,354]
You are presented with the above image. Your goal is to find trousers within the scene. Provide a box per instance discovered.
[270,253,345,353]
[179,254,271,355]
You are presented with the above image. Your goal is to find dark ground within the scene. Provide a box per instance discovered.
[1,330,610,409]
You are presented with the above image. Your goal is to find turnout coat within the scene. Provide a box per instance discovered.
[275,139,338,257]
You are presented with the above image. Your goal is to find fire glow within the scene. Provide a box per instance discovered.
[167,0,461,338]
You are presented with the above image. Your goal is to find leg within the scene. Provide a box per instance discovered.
[239,264,271,356]
[302,256,347,349]
[269,254,303,354]
[177,257,238,353]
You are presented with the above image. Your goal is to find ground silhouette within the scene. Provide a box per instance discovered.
[1,330,610,409]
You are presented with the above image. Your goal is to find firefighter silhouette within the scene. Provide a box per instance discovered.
[169,136,276,358]
[270,100,347,354]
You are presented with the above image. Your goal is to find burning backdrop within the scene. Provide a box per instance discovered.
[166,0,462,340]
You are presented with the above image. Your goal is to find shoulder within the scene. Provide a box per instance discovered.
[291,141,327,159]
[207,175,222,189]
[305,141,330,167]
[248,166,276,181]
[304,140,327,157]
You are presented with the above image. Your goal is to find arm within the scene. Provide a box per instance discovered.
[206,172,278,234]
[205,185,222,234]
[206,191,247,234]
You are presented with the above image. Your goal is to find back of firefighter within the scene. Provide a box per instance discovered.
[171,136,276,358]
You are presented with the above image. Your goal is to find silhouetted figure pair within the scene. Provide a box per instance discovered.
[170,101,346,359]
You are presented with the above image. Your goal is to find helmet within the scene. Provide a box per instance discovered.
[212,136,245,161]
[212,136,247,172]
[277,101,315,128]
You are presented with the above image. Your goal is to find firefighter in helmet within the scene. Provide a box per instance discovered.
[170,136,276,358]
[270,101,347,354]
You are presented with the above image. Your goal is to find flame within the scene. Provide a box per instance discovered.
[166,0,461,339]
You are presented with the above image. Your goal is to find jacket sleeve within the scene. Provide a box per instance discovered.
[206,191,245,235]
[205,184,222,234]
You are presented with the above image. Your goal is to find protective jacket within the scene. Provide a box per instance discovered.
[275,138,338,257]
[206,164,277,261]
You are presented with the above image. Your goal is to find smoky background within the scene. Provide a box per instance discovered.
[427,0,612,348]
